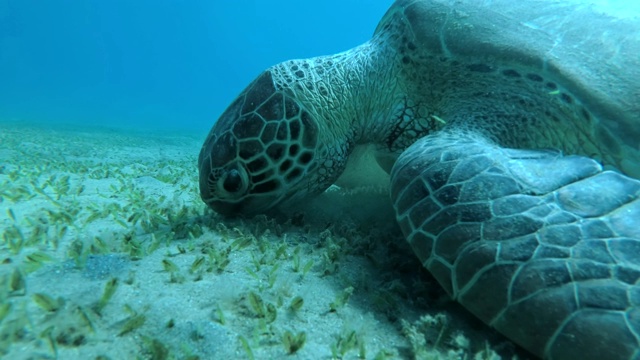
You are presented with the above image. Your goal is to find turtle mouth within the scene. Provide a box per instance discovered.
[200,186,285,217]
[205,197,279,217]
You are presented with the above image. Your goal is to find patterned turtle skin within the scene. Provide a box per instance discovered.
[198,1,640,358]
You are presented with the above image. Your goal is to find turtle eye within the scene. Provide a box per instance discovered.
[218,166,248,196]
[223,169,242,193]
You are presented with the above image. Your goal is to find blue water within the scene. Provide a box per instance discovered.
[0,0,390,132]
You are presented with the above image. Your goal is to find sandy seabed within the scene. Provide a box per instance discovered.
[0,121,530,360]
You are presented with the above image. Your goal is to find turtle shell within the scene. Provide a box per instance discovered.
[376,0,640,176]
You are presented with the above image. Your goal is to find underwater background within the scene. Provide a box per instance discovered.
[8,0,638,359]
[0,0,390,132]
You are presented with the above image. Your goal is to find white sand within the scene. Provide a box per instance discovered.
[0,121,529,360]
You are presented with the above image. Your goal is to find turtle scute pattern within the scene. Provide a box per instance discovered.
[198,71,320,215]
[391,131,640,360]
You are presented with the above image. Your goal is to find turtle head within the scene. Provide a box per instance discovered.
[198,70,319,216]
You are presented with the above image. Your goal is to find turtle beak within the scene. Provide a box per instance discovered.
[205,194,285,217]
[206,200,244,216]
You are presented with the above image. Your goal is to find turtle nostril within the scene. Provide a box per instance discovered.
[223,169,243,193]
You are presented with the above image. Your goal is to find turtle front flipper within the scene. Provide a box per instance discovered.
[390,131,640,360]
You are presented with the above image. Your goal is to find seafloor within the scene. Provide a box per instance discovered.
[0,122,531,360]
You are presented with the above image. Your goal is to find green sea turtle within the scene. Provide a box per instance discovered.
[198,0,640,358]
